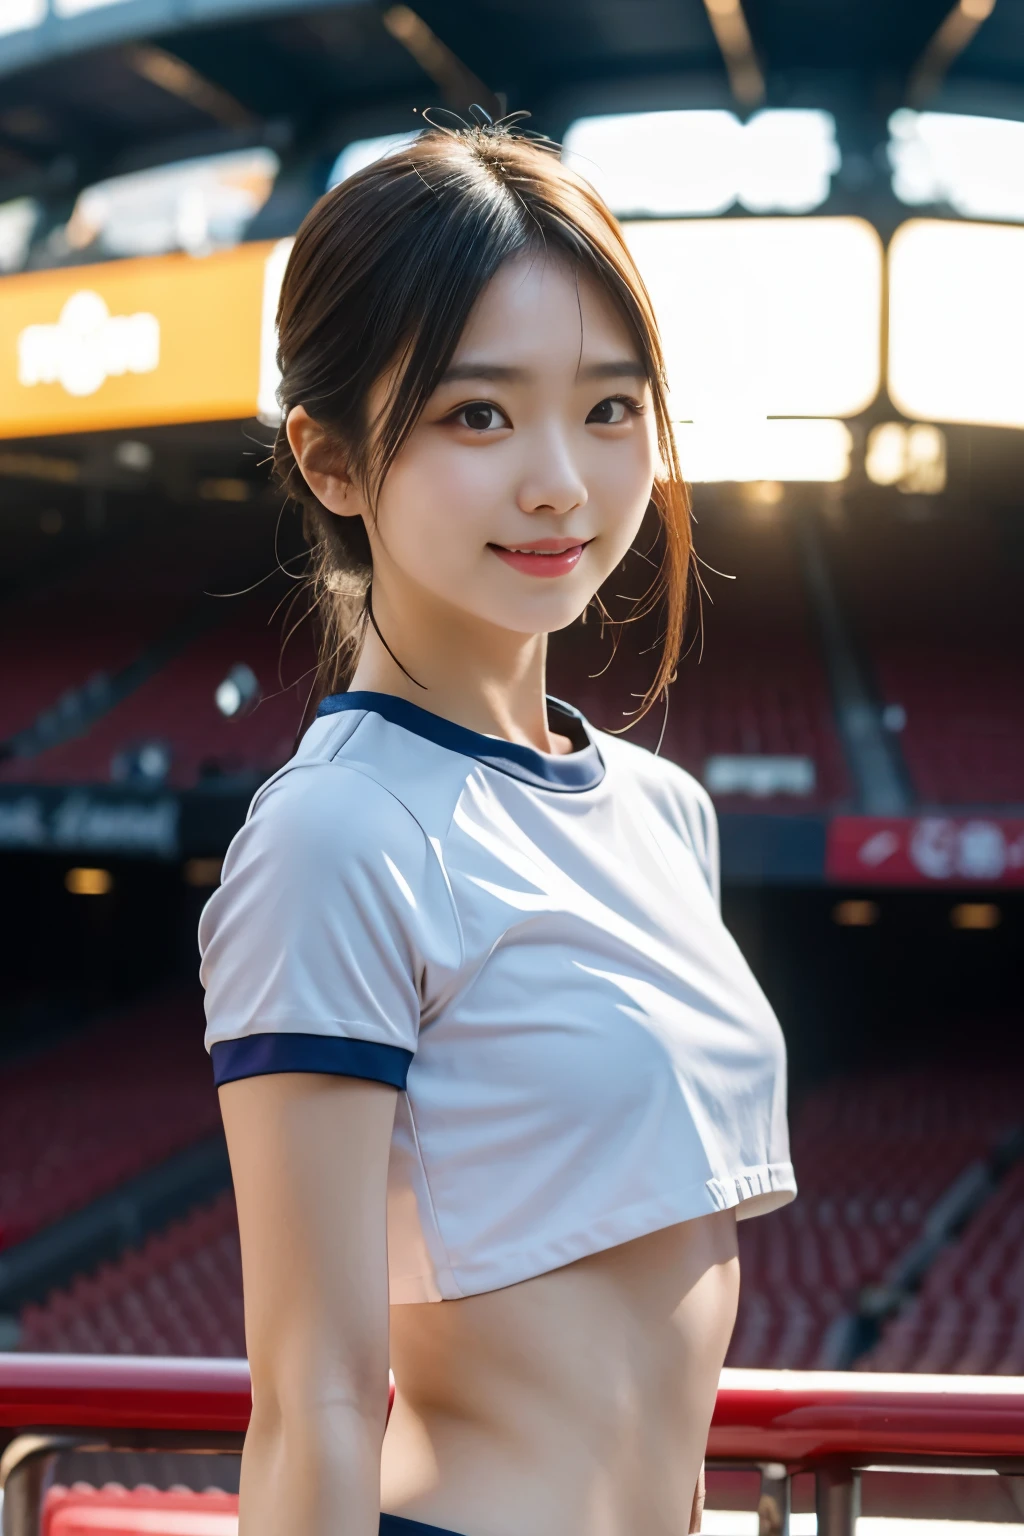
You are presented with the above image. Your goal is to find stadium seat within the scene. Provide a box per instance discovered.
[727,1063,1024,1369]
[0,513,254,755]
[44,1484,239,1536]
[21,1190,243,1356]
[551,507,851,812]
[13,599,311,790]
[22,1060,1024,1372]
[861,1161,1024,1374]
[0,993,218,1248]
[826,511,1024,808]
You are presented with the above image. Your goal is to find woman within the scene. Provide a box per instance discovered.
[200,120,795,1536]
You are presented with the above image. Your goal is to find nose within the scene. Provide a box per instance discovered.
[516,427,588,517]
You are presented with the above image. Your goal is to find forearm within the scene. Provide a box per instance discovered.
[239,1401,386,1536]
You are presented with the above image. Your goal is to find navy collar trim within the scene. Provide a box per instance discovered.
[315,691,605,792]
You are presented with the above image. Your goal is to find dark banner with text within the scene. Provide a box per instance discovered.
[0,785,255,861]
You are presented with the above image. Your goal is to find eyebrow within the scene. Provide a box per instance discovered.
[439,360,648,385]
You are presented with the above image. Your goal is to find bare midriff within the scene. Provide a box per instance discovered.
[380,1208,740,1536]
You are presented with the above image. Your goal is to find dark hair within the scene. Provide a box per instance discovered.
[273,120,693,720]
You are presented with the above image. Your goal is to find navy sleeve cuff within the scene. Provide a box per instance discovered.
[211,1032,413,1090]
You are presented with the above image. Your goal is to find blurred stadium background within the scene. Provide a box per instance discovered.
[0,0,1023,1527]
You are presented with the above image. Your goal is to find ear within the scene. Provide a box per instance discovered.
[285,405,365,519]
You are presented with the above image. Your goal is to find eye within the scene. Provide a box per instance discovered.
[587,396,638,426]
[452,401,510,432]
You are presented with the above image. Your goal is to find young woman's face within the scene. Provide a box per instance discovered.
[364,254,659,637]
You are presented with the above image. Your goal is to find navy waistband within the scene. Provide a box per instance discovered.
[380,1516,466,1536]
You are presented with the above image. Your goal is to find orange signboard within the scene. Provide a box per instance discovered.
[0,241,284,438]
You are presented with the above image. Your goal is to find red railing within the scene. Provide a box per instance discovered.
[1,1357,1023,1536]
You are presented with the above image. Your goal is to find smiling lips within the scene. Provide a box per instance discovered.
[489,537,592,578]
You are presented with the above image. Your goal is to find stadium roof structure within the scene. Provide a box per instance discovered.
[4,0,1024,210]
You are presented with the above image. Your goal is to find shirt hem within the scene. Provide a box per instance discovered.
[388,1159,797,1303]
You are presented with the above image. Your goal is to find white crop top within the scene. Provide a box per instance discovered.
[199,691,796,1302]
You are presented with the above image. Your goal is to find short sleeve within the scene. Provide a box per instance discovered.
[645,757,721,911]
[684,778,721,910]
[199,762,463,1090]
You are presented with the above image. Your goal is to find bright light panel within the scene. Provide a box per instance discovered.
[0,0,45,33]
[328,133,420,190]
[889,219,1024,429]
[625,217,882,420]
[678,419,852,482]
[889,109,1024,223]
[563,109,840,217]
[54,0,127,14]
[68,149,279,258]
[0,198,39,272]
[865,421,947,493]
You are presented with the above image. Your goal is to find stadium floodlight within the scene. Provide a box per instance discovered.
[327,133,420,191]
[624,217,882,421]
[889,109,1024,224]
[888,219,1024,429]
[0,0,44,35]
[215,663,260,719]
[676,418,852,483]
[0,198,39,272]
[66,149,279,259]
[562,109,840,218]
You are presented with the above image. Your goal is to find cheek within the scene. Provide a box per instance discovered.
[375,442,498,565]
[590,433,657,536]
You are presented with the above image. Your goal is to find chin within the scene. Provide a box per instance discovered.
[488,594,593,637]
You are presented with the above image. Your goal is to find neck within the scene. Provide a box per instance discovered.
[346,581,569,755]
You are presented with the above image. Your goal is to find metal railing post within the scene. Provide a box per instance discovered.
[758,1460,791,1536]
[0,1435,77,1536]
[816,1464,861,1536]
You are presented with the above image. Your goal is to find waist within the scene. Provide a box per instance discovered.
[381,1213,740,1536]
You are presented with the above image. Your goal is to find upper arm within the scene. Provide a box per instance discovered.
[220,1070,397,1417]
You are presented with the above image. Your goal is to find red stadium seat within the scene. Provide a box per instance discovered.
[0,512,257,756]
[727,1063,1024,1370]
[44,1485,238,1536]
[13,599,311,789]
[826,511,1024,809]
[22,1058,1024,1373]
[551,507,851,812]
[861,1161,1024,1375]
[0,993,218,1247]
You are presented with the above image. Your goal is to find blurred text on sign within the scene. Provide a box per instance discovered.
[0,240,287,436]
[827,816,1024,886]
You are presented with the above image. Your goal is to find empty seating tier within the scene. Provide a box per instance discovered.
[22,1059,1023,1370]
[727,1064,1024,1370]
[861,1160,1024,1375]
[12,597,312,789]
[21,1190,242,1357]
[0,993,218,1248]
[828,509,1024,809]
[551,507,850,812]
